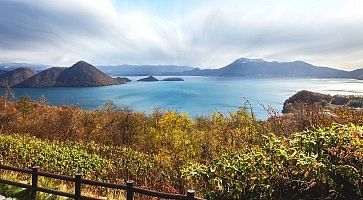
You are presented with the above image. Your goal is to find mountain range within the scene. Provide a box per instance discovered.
[0,63,50,72]
[1,57,363,88]
[180,58,361,78]
[98,58,363,79]
[350,68,363,80]
[97,65,194,76]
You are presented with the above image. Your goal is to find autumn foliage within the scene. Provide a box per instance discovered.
[0,95,362,199]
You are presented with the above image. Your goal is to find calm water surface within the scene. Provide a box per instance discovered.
[2,76,363,119]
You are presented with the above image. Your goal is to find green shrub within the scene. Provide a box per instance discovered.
[182,124,363,199]
[349,99,363,108]
[0,184,28,199]
[0,134,107,178]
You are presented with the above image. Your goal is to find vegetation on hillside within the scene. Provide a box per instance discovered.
[0,92,362,199]
[283,90,363,113]
[182,124,362,199]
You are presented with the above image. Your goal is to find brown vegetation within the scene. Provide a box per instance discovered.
[0,91,362,199]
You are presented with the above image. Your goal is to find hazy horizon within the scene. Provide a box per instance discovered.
[1,0,363,70]
[1,57,363,72]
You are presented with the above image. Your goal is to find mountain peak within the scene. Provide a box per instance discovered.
[71,60,93,68]
[55,61,123,87]
[234,57,266,64]
[292,60,309,64]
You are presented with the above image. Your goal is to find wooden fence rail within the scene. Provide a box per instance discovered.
[0,164,204,200]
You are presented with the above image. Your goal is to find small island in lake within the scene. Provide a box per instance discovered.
[161,77,184,81]
[116,77,131,83]
[137,76,159,82]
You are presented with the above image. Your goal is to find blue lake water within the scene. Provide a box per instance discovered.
[1,76,363,119]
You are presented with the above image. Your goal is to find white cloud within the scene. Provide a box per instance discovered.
[0,0,363,69]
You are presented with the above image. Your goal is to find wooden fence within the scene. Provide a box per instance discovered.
[0,164,204,200]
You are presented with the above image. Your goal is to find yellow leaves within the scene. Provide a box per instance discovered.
[158,111,192,132]
[155,150,172,166]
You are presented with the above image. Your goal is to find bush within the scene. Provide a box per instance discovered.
[0,134,108,178]
[182,124,363,199]
[349,99,363,108]
[331,95,350,105]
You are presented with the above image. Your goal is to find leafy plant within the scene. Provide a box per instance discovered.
[182,124,363,199]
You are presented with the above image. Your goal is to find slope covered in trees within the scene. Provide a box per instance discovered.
[0,94,362,199]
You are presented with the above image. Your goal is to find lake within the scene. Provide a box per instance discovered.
[1,76,363,119]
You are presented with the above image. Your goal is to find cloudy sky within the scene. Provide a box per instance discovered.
[0,0,363,69]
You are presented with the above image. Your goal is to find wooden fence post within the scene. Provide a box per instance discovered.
[126,180,134,200]
[75,173,82,200]
[30,166,39,200]
[187,190,195,200]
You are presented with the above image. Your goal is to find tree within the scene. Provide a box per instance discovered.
[38,94,47,105]
[17,95,33,118]
[102,100,117,111]
[2,85,15,108]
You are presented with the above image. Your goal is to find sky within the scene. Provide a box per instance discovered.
[0,0,363,70]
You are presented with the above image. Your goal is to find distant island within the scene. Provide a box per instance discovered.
[0,61,126,87]
[137,76,185,82]
[137,76,159,82]
[116,77,132,83]
[161,77,184,81]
